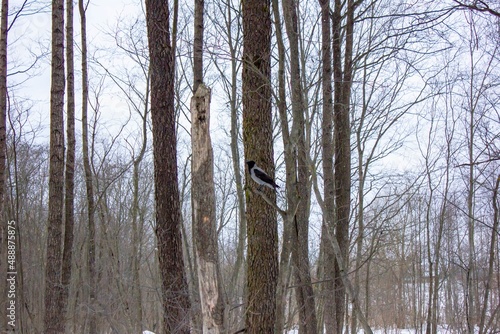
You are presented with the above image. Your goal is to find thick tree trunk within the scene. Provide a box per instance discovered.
[44,0,65,331]
[146,0,191,332]
[242,0,278,332]
[191,84,225,334]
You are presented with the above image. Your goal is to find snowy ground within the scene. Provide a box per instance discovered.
[143,326,457,334]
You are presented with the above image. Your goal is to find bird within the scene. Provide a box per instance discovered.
[246,160,279,190]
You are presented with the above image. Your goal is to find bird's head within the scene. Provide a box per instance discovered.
[246,160,255,170]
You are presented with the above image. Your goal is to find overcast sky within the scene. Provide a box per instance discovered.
[8,0,143,141]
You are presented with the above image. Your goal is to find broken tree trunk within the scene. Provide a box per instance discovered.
[191,83,225,334]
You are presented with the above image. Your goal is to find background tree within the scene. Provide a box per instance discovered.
[58,0,75,330]
[43,0,65,331]
[78,0,98,331]
[332,0,355,331]
[281,0,318,332]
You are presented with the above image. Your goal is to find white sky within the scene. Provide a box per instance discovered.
[8,0,143,141]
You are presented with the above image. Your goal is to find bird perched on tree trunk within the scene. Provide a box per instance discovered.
[246,160,279,190]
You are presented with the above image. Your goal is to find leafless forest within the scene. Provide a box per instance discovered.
[0,0,499,333]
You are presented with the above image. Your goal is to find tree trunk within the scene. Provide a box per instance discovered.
[193,0,204,93]
[44,0,65,331]
[332,0,355,331]
[191,84,225,334]
[79,1,97,332]
[228,28,246,333]
[478,175,499,334]
[242,0,278,332]
[318,0,335,331]
[281,0,318,332]
[59,0,75,330]
[270,1,293,332]
[145,0,191,332]
[129,70,149,333]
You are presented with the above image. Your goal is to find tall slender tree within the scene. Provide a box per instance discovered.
[79,0,97,331]
[44,0,65,331]
[281,0,318,332]
[59,0,75,330]
[318,0,336,331]
[332,0,355,332]
[145,0,191,332]
[193,0,204,92]
[242,0,278,332]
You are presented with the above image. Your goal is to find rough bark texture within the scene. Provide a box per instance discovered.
[146,0,191,332]
[269,1,293,332]
[191,84,225,334]
[59,0,75,329]
[242,0,278,332]
[318,0,336,331]
[281,0,318,332]
[332,0,354,332]
[193,0,204,93]
[79,0,97,332]
[44,0,65,331]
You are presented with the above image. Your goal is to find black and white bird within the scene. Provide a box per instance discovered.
[246,160,279,190]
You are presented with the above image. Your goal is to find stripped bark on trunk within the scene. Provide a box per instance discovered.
[191,84,225,334]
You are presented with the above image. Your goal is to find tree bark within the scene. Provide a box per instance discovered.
[193,0,204,93]
[332,0,355,332]
[318,0,335,331]
[59,0,75,330]
[270,1,293,332]
[242,0,278,332]
[281,0,318,332]
[145,0,191,332]
[79,1,97,332]
[191,83,225,334]
[44,0,65,331]
[478,175,499,334]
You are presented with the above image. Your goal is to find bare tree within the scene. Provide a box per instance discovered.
[191,83,225,333]
[242,0,278,332]
[58,0,76,330]
[146,0,191,332]
[43,0,65,331]
[453,0,500,18]
[193,0,203,92]
[78,0,98,331]
[332,0,355,331]
[316,0,335,331]
[281,0,318,332]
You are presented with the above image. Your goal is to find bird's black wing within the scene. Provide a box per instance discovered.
[254,168,278,187]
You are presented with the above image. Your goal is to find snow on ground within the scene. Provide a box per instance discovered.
[287,326,455,334]
[142,331,155,334]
